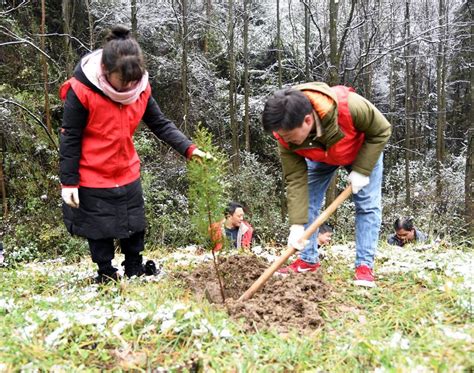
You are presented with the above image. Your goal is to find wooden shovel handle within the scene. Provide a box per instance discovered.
[238,185,352,302]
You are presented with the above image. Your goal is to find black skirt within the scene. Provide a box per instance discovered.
[63,178,146,240]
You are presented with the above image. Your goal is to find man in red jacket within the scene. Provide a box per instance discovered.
[262,82,391,287]
[211,202,253,252]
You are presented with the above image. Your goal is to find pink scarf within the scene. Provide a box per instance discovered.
[98,70,149,105]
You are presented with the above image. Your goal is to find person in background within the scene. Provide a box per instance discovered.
[59,25,210,283]
[387,217,427,247]
[211,202,254,252]
[317,223,333,246]
[262,82,391,287]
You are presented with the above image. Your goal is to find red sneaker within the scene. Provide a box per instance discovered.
[354,265,376,287]
[277,258,320,274]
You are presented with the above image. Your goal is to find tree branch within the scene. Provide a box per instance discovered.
[0,0,30,15]
[0,27,60,68]
[301,0,328,69]
[0,99,58,150]
[34,33,91,53]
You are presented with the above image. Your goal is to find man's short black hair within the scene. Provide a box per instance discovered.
[225,202,243,217]
[262,88,313,132]
[319,223,333,234]
[394,217,414,231]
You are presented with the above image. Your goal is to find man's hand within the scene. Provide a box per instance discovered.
[191,148,215,161]
[61,187,80,208]
[348,171,370,194]
[287,224,308,250]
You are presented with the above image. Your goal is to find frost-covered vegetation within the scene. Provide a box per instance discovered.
[0,243,471,370]
[1,0,471,260]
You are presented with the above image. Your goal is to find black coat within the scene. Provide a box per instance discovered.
[63,179,145,240]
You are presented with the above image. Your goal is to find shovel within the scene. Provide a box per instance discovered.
[238,184,352,302]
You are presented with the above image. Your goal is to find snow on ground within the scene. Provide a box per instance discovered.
[325,242,473,315]
[2,241,470,356]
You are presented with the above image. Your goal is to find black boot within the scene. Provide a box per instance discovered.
[95,263,120,284]
[124,255,145,278]
[144,260,159,276]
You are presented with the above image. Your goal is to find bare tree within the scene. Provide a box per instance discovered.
[277,0,282,88]
[403,0,412,207]
[84,0,95,50]
[0,134,6,217]
[466,8,474,238]
[243,0,251,151]
[180,0,189,134]
[62,0,75,77]
[436,0,447,200]
[203,0,212,54]
[40,0,51,133]
[304,0,311,81]
[228,0,239,172]
[131,0,138,38]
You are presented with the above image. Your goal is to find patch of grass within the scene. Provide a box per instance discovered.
[0,246,472,371]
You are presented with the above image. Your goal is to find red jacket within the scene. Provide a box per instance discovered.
[60,77,151,188]
[210,220,253,252]
[274,85,365,166]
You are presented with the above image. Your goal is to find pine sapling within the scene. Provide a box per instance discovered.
[187,125,228,302]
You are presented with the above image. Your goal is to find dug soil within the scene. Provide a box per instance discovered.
[178,254,332,333]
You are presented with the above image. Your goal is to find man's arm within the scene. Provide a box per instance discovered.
[349,93,392,176]
[387,234,403,246]
[279,143,309,225]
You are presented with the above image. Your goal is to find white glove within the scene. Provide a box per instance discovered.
[191,148,215,161]
[61,187,80,208]
[348,171,370,194]
[287,224,308,251]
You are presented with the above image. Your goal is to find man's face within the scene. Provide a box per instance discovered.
[395,228,415,243]
[276,114,314,145]
[227,207,244,228]
[318,232,333,246]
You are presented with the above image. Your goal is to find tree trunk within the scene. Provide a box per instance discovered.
[203,0,212,54]
[41,0,52,133]
[243,0,250,152]
[228,0,239,172]
[328,0,339,85]
[435,0,447,202]
[84,0,95,50]
[304,0,311,81]
[0,134,6,218]
[324,0,341,210]
[388,0,396,170]
[181,0,189,134]
[131,0,138,38]
[403,0,411,207]
[466,18,474,238]
[276,0,282,88]
[61,0,75,77]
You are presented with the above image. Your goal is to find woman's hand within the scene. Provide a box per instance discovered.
[191,148,215,161]
[61,187,80,208]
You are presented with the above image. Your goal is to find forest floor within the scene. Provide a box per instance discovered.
[0,241,472,371]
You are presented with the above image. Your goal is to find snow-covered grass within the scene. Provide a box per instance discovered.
[0,243,471,371]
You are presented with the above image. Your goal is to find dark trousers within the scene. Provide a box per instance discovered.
[88,231,144,274]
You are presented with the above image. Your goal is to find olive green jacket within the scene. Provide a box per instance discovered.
[280,82,392,224]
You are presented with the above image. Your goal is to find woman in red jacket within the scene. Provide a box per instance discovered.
[60,25,208,282]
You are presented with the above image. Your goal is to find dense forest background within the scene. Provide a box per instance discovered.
[0,0,472,262]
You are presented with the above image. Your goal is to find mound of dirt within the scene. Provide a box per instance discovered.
[178,254,332,333]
